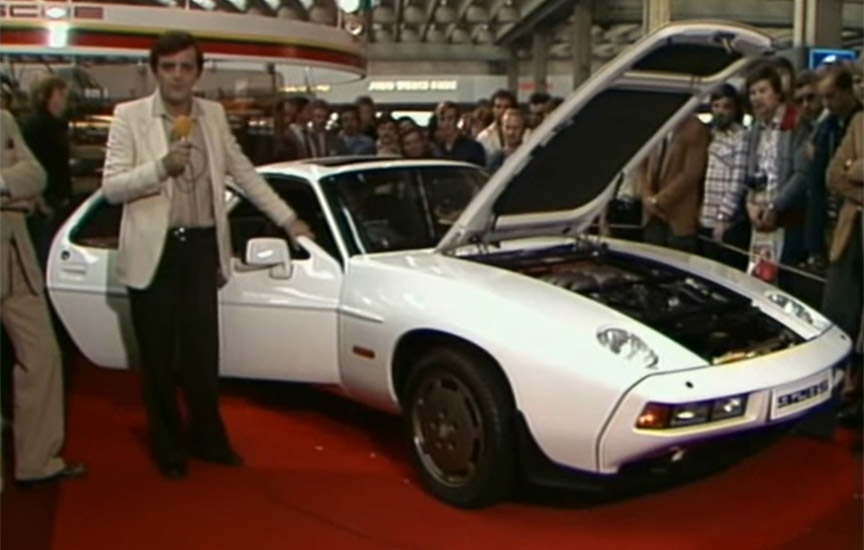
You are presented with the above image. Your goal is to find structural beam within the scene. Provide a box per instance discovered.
[507,46,519,92]
[421,0,444,41]
[394,0,405,41]
[445,0,477,40]
[571,0,592,89]
[794,0,843,48]
[495,0,574,45]
[532,30,548,93]
[642,0,670,34]
[595,0,861,30]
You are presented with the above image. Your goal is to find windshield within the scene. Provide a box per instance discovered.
[322,165,487,255]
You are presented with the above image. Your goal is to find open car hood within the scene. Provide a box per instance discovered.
[437,21,774,253]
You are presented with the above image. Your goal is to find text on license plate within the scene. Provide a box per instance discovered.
[770,371,831,420]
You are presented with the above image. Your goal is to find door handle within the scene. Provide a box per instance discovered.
[61,263,88,275]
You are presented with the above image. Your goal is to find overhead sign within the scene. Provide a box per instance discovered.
[368,80,459,92]
[808,48,858,69]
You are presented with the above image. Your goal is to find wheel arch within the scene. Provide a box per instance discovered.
[391,329,516,408]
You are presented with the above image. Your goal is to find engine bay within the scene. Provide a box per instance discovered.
[473,242,802,363]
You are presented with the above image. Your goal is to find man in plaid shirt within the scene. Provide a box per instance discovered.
[699,84,750,269]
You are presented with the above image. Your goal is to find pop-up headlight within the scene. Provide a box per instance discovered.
[597,327,659,369]
[765,292,831,332]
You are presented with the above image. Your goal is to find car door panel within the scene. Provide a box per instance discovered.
[47,194,137,369]
[219,232,342,383]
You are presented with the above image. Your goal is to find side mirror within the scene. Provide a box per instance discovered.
[245,237,292,279]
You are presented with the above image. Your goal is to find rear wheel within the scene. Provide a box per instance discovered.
[402,347,515,508]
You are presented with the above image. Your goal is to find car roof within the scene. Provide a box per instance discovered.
[257,157,482,180]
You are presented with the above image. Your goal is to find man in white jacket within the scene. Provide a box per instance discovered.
[102,31,311,479]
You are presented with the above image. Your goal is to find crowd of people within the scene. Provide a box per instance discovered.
[246,89,565,172]
[639,56,863,433]
[1,32,862,490]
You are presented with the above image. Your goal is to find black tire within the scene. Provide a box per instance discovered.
[402,347,515,508]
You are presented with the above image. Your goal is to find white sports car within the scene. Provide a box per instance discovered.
[49,21,851,508]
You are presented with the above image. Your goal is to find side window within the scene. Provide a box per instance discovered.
[229,176,340,262]
[70,196,122,249]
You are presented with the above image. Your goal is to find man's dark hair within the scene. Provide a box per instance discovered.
[149,31,204,73]
[355,95,374,107]
[285,95,310,110]
[30,75,68,112]
[769,55,796,88]
[401,127,425,142]
[821,66,855,93]
[396,116,418,131]
[340,105,360,118]
[546,96,565,111]
[310,99,330,112]
[490,89,517,106]
[436,101,460,119]
[529,91,551,105]
[376,114,397,128]
[745,63,784,99]
[710,83,744,122]
[795,69,818,88]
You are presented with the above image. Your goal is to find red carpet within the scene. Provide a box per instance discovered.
[2,356,862,550]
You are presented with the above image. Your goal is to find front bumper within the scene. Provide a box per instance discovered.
[596,325,851,474]
[514,388,842,493]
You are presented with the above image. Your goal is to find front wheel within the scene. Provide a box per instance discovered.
[402,347,515,508]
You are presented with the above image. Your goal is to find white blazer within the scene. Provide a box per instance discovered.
[103,93,295,290]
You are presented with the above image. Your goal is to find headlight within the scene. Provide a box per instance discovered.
[764,292,831,331]
[636,394,748,430]
[597,327,659,369]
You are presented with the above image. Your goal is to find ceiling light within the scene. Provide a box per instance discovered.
[434,4,455,24]
[465,5,487,24]
[48,22,70,48]
[403,4,425,24]
[45,6,68,19]
[451,27,470,44]
[338,0,361,13]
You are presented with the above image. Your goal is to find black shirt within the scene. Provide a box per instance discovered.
[22,110,71,207]
[437,135,486,167]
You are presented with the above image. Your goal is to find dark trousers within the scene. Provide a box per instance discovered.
[127,227,230,467]
[823,216,863,344]
[644,218,697,253]
[698,218,751,271]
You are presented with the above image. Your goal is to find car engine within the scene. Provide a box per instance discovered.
[474,243,802,363]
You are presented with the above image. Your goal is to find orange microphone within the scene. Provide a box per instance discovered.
[173,115,193,142]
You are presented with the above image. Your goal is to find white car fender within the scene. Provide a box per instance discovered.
[337,251,704,472]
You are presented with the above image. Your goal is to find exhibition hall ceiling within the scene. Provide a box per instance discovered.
[24,0,864,60]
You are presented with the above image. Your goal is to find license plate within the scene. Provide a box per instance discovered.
[770,370,832,420]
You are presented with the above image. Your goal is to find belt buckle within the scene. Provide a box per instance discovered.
[173,227,187,242]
